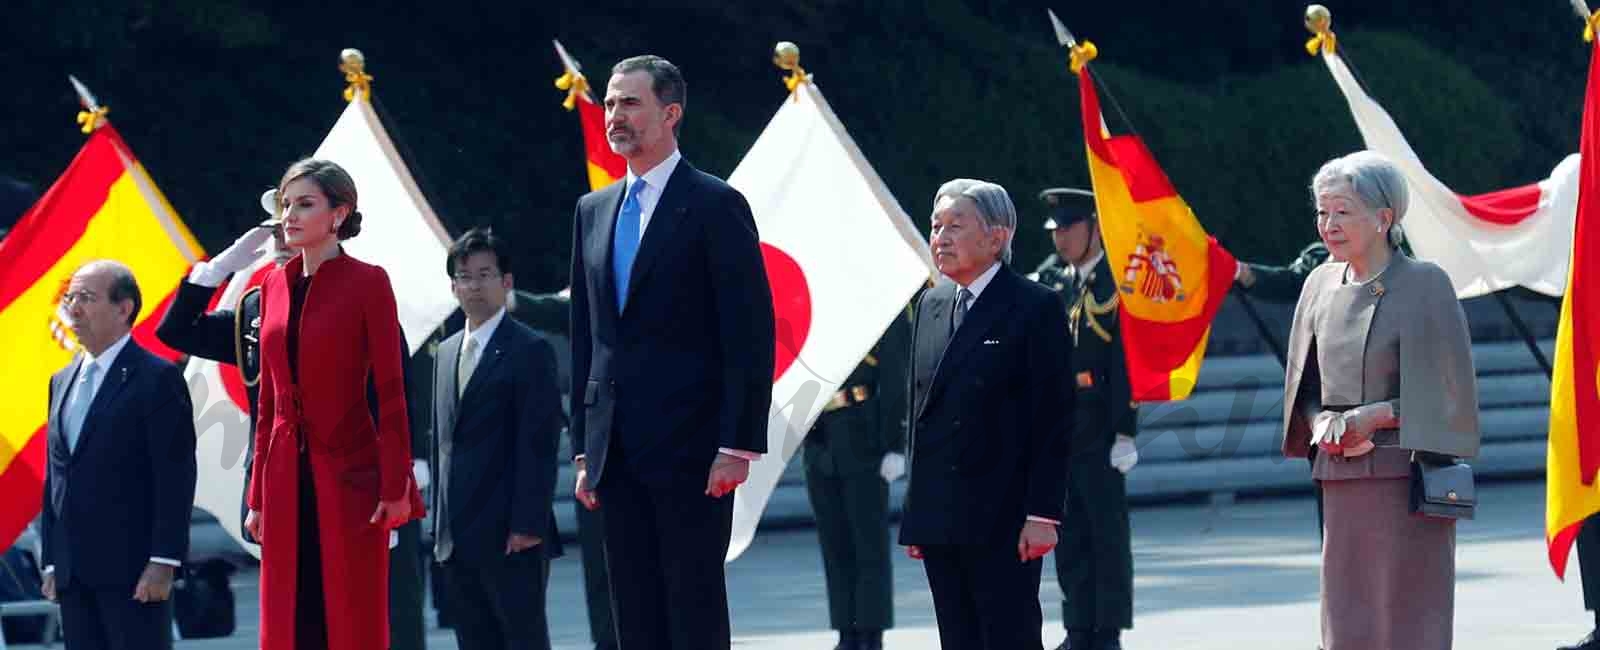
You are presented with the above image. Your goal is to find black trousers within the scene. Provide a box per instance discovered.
[598,461,735,650]
[389,520,426,650]
[443,551,552,650]
[1578,514,1600,612]
[805,467,892,632]
[576,500,618,648]
[1056,453,1133,631]
[921,541,1044,650]
[297,446,329,650]
[58,580,173,650]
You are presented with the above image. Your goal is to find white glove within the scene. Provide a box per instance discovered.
[879,452,907,483]
[189,227,272,287]
[1109,434,1139,474]
[412,459,431,491]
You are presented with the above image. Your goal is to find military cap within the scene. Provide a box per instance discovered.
[1039,187,1096,230]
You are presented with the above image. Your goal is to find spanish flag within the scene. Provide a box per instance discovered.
[0,114,203,549]
[1545,29,1600,580]
[1075,49,1237,402]
[554,40,626,191]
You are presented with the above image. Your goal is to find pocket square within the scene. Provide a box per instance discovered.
[983,339,1000,345]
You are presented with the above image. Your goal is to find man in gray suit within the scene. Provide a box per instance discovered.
[431,228,564,650]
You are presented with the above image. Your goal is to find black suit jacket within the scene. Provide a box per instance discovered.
[40,340,198,589]
[898,267,1075,546]
[568,159,776,488]
[433,316,564,564]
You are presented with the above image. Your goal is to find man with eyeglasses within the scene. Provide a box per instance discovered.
[41,260,198,650]
[431,227,564,650]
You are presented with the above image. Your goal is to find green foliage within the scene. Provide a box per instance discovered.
[0,2,1586,287]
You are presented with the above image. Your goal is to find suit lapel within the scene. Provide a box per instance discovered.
[589,182,626,322]
[436,334,461,445]
[923,268,1016,411]
[457,322,510,409]
[50,357,82,449]
[74,343,140,458]
[914,283,953,420]
[621,162,694,315]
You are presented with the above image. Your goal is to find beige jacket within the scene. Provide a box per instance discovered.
[1280,254,1481,460]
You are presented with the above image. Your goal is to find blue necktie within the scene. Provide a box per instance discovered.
[612,179,647,312]
[64,362,99,452]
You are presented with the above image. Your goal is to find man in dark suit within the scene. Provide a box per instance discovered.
[1030,188,1136,650]
[803,309,910,650]
[568,54,775,650]
[40,260,198,650]
[900,179,1074,650]
[433,227,564,650]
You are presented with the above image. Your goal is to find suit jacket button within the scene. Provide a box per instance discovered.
[953,420,961,429]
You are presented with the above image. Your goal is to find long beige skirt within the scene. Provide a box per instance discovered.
[1321,477,1455,650]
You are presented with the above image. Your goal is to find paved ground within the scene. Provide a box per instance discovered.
[7,478,1591,649]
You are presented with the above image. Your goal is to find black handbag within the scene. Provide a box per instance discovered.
[1409,452,1475,520]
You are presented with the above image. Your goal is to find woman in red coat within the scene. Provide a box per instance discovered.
[244,158,423,650]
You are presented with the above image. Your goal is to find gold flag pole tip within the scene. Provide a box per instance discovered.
[340,48,373,103]
[1304,5,1337,56]
[773,41,811,99]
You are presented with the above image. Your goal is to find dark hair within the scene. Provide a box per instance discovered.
[446,227,511,277]
[612,55,686,135]
[279,158,363,240]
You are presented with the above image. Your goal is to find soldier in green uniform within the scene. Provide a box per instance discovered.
[1030,188,1136,650]
[802,309,911,650]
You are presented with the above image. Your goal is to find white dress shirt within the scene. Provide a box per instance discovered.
[45,333,181,574]
[587,149,759,463]
[953,262,1060,527]
[622,148,683,247]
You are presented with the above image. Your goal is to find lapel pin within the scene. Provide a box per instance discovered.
[1370,280,1385,297]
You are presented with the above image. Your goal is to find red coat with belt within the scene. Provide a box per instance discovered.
[246,251,424,650]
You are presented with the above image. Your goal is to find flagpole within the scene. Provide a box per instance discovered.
[1304,5,1557,379]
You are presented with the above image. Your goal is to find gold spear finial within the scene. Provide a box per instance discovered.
[773,41,811,100]
[1304,5,1337,56]
[69,75,109,134]
[340,48,374,102]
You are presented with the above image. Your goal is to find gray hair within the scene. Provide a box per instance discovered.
[613,55,686,136]
[1311,150,1409,249]
[933,178,1017,264]
[77,259,142,326]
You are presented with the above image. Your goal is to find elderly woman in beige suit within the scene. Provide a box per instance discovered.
[1280,151,1481,650]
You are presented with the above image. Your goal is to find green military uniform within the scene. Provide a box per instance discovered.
[801,309,911,650]
[1237,241,1329,304]
[1033,188,1136,650]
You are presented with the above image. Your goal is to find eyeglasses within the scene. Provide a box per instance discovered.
[60,291,101,306]
[451,270,504,286]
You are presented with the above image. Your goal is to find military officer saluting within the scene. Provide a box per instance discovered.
[1031,188,1137,650]
[802,310,911,650]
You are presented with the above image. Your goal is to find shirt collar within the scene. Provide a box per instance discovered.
[1074,250,1106,281]
[85,332,133,374]
[624,148,682,194]
[465,306,507,351]
[958,261,1004,301]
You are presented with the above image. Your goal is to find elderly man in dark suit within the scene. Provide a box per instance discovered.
[432,227,564,650]
[900,179,1074,650]
[40,260,198,650]
[568,54,775,650]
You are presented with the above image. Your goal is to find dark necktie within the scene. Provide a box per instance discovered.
[952,287,972,335]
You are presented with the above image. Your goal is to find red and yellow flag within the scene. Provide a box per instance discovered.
[1075,49,1237,402]
[0,123,203,549]
[554,41,626,190]
[1545,32,1600,580]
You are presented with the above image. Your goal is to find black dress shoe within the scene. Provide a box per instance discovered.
[832,629,859,650]
[1559,629,1600,650]
[857,629,883,650]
